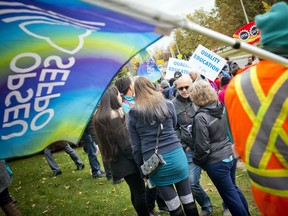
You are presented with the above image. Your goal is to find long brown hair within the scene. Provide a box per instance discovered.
[93,86,130,161]
[133,77,170,124]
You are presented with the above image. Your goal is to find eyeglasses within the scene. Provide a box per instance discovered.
[177,86,190,91]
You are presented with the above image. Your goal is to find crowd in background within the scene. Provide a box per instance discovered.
[1,2,287,216]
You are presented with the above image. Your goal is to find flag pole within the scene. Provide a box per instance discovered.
[84,0,288,67]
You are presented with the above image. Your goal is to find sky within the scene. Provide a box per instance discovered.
[121,0,215,48]
[122,0,215,15]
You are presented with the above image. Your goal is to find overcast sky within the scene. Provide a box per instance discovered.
[120,0,215,47]
[122,0,215,15]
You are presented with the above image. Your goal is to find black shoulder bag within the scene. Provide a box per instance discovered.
[140,123,166,177]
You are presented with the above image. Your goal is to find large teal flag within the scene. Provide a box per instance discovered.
[0,0,162,159]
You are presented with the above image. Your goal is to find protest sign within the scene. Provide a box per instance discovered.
[189,45,226,81]
[166,58,193,79]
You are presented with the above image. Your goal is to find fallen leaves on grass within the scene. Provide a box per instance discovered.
[64,185,70,189]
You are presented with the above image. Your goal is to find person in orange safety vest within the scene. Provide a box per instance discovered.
[225,2,288,216]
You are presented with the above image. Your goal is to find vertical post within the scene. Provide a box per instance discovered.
[127,61,134,77]
[240,0,249,24]
[175,40,181,55]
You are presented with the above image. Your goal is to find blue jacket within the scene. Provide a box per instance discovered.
[128,100,182,167]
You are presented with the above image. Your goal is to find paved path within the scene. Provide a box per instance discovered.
[232,55,250,68]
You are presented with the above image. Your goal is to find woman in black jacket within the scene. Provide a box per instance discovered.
[94,86,149,216]
[189,81,250,216]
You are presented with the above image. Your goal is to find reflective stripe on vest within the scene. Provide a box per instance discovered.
[234,66,288,197]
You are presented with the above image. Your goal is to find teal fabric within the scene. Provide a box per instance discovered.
[149,147,189,186]
[5,161,13,177]
[122,95,135,113]
[255,2,288,49]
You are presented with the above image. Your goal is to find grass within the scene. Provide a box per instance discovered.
[6,147,262,216]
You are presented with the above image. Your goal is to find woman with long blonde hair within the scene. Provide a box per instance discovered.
[128,77,198,216]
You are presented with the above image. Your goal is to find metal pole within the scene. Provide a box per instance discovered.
[240,0,250,24]
[175,41,181,54]
[84,0,288,67]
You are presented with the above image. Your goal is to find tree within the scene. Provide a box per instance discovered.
[174,9,220,57]
[173,0,284,56]
[214,0,284,36]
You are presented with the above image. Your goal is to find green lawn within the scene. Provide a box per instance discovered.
[6,147,261,216]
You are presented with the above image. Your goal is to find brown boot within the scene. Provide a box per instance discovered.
[2,200,22,216]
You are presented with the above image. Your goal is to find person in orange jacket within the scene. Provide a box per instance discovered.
[225,2,288,216]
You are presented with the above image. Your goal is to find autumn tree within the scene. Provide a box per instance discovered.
[173,0,283,56]
[214,0,284,36]
[174,9,220,58]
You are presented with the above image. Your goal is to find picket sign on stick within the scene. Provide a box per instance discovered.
[87,0,288,67]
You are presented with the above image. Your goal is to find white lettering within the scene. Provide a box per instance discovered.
[44,56,75,69]
[1,120,28,140]
[5,89,33,106]
[36,82,64,97]
[30,109,54,131]
[7,73,37,90]
[34,94,60,112]
[2,54,73,140]
[10,53,41,73]
[39,69,70,82]
[3,103,31,123]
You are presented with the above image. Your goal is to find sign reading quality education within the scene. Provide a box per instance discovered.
[166,58,193,79]
[189,45,226,81]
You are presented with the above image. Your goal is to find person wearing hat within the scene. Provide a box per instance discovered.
[160,79,173,100]
[174,71,182,79]
[225,2,288,216]
[170,71,182,98]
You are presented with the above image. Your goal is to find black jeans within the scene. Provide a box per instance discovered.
[124,172,149,216]
[0,188,13,207]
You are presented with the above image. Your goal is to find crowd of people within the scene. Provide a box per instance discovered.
[1,2,287,216]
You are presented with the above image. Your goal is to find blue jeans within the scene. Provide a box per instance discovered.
[44,144,83,171]
[185,149,213,213]
[206,158,250,216]
[83,133,101,176]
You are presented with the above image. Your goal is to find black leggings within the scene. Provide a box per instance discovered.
[0,188,13,207]
[146,186,166,210]
[157,177,194,211]
[124,172,149,216]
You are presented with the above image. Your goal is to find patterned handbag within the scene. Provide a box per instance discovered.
[141,123,166,176]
